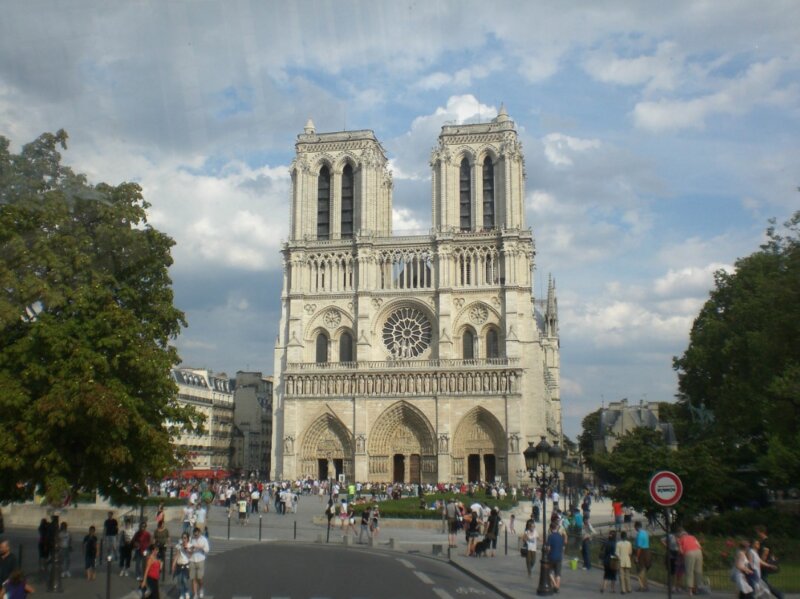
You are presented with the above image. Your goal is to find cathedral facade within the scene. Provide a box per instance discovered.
[271,108,561,484]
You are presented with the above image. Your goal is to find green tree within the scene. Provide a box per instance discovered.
[578,408,602,468]
[0,130,200,504]
[673,211,800,491]
[593,428,735,520]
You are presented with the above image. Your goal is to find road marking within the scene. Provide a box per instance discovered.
[455,587,486,595]
[414,571,434,585]
[433,588,454,599]
[396,557,415,569]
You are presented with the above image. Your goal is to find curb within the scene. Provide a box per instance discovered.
[447,557,518,599]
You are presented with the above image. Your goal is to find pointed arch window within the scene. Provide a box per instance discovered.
[486,328,500,359]
[339,331,353,362]
[317,166,330,240]
[341,164,354,239]
[482,158,495,230]
[462,329,475,360]
[459,158,471,231]
[315,332,329,363]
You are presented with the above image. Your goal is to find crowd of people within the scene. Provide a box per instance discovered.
[0,477,788,599]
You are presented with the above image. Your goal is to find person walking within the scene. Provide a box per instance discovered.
[601,530,618,593]
[102,511,119,561]
[616,530,633,594]
[545,521,565,593]
[119,518,135,577]
[677,529,703,596]
[154,519,170,564]
[755,525,784,599]
[58,521,72,578]
[465,511,480,557]
[3,569,34,599]
[633,520,651,591]
[522,519,539,577]
[733,540,755,599]
[172,532,192,599]
[358,507,371,544]
[131,522,151,581]
[581,525,592,570]
[140,542,161,599]
[485,507,501,557]
[188,526,209,599]
[445,498,458,549]
[0,539,19,589]
[82,525,99,581]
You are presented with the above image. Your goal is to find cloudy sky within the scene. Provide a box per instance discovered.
[2,1,798,438]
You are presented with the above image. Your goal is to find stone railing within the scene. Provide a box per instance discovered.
[283,364,521,398]
[287,357,518,371]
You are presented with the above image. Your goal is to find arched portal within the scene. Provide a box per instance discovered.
[300,413,354,480]
[451,407,506,483]
[368,401,437,484]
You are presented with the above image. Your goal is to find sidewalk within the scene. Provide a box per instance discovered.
[3,495,796,599]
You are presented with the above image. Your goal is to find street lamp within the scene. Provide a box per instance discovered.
[523,436,563,596]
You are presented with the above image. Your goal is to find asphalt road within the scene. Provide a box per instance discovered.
[202,542,502,599]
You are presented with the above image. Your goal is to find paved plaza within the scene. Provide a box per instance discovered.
[3,494,795,599]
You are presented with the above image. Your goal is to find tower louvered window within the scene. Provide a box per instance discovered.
[463,329,475,359]
[317,166,330,240]
[315,333,329,363]
[483,158,494,229]
[341,164,354,239]
[459,158,471,231]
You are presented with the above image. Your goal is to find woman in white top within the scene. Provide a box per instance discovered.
[522,519,539,577]
[171,532,192,599]
[733,540,755,599]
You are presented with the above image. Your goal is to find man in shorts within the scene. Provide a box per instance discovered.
[188,527,209,598]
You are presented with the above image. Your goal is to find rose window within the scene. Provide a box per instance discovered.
[382,307,432,358]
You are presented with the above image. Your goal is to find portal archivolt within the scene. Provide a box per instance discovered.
[451,407,506,482]
[367,401,437,484]
[300,412,354,480]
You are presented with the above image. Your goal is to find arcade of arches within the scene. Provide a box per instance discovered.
[298,402,508,484]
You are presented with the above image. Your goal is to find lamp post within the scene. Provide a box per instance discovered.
[523,437,563,597]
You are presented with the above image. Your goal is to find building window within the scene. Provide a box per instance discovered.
[339,332,353,362]
[341,164,354,239]
[486,328,499,358]
[482,158,494,229]
[459,158,471,231]
[315,333,328,363]
[317,166,330,240]
[462,329,475,360]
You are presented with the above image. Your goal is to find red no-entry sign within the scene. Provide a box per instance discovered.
[649,471,683,507]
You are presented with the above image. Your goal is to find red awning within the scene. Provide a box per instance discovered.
[168,469,230,480]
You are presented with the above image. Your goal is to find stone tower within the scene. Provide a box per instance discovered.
[271,108,561,484]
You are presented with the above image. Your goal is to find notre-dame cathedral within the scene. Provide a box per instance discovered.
[271,107,561,484]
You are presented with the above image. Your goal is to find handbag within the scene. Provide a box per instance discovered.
[520,545,528,557]
[609,555,620,571]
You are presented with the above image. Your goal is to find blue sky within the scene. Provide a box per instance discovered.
[2,1,798,438]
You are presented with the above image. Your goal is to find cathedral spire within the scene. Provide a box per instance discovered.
[545,274,558,337]
[304,118,316,135]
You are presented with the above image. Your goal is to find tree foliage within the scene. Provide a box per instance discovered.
[0,130,200,504]
[592,428,735,521]
[673,211,800,490]
[578,408,601,467]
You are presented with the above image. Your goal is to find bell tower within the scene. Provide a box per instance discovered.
[430,105,526,233]
[289,119,393,241]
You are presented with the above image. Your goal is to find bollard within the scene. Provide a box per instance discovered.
[165,546,173,582]
[294,520,297,540]
[259,514,263,542]
[227,513,231,540]
[105,555,112,599]
[505,527,508,556]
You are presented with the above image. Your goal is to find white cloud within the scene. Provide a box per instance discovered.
[583,41,683,93]
[393,207,426,233]
[542,133,601,167]
[633,58,794,132]
[653,263,731,299]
